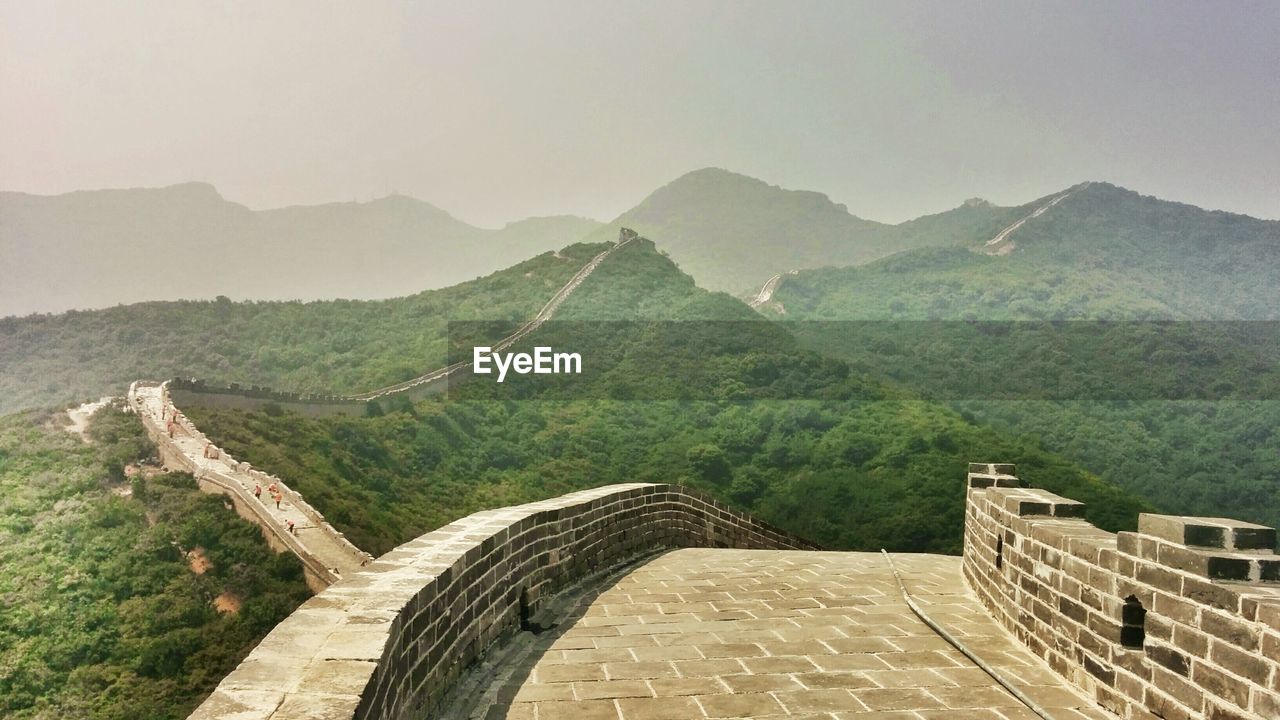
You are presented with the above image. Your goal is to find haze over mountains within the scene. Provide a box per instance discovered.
[584,167,1033,294]
[767,181,1280,320]
[0,183,601,316]
[4,168,1278,320]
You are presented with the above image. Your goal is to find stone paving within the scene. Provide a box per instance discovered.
[477,549,1115,720]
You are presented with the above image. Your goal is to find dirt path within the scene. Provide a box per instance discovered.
[63,397,114,442]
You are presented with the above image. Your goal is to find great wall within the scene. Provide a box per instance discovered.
[107,228,1280,718]
[178,464,1280,720]
[126,230,638,597]
[164,229,639,419]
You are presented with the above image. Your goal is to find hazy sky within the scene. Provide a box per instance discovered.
[3,1,1278,226]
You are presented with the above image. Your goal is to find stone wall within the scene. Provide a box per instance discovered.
[169,378,367,418]
[131,381,371,592]
[963,463,1280,720]
[189,483,817,720]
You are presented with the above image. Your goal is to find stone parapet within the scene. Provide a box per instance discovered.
[963,462,1280,720]
[189,483,816,720]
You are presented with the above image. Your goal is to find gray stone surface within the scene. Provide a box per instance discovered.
[467,548,1110,719]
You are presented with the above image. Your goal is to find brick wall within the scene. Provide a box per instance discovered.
[188,483,816,720]
[963,463,1280,720]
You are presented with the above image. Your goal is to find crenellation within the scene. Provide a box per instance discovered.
[965,463,1280,720]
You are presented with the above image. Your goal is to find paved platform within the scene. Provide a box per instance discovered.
[470,549,1114,720]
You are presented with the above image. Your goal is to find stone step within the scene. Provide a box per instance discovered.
[1138,513,1277,552]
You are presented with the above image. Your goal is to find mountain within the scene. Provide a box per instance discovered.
[584,168,886,295]
[185,234,1147,556]
[0,184,602,316]
[763,181,1280,531]
[0,243,611,413]
[585,167,1035,296]
[769,182,1280,320]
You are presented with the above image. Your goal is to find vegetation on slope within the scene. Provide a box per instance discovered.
[586,167,1032,295]
[0,405,309,719]
[768,182,1280,529]
[188,239,1148,557]
[0,243,609,414]
[0,183,602,316]
[772,183,1280,321]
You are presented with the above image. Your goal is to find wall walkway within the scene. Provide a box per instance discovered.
[188,483,816,720]
[130,381,372,592]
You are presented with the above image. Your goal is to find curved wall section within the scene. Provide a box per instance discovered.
[190,483,816,720]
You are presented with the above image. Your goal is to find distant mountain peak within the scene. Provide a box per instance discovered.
[642,167,865,220]
[158,181,223,198]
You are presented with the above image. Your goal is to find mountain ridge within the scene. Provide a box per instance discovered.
[0,184,603,317]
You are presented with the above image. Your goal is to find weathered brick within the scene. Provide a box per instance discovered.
[1150,664,1204,709]
[1171,623,1209,659]
[1252,688,1280,719]
[1144,689,1197,720]
[1200,610,1260,652]
[1083,654,1116,686]
[1153,591,1199,626]
[1193,659,1252,709]
[1209,640,1270,685]
[1136,561,1183,594]
[1145,643,1190,676]
[1183,578,1239,612]
[1204,700,1256,720]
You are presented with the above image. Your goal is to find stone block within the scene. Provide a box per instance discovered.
[1139,514,1277,552]
[1156,542,1255,581]
[1209,641,1270,685]
[1192,659,1253,709]
[1199,610,1260,652]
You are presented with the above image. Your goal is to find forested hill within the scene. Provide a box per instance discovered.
[0,243,611,414]
[769,182,1280,321]
[0,404,309,719]
[762,182,1280,533]
[0,183,601,316]
[187,233,1149,557]
[583,167,1041,295]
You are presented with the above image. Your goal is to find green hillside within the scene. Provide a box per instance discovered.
[766,182,1280,529]
[771,183,1280,320]
[187,237,1148,556]
[0,404,308,719]
[586,167,1034,296]
[0,243,609,414]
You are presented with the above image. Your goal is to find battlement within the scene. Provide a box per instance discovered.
[963,463,1280,719]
